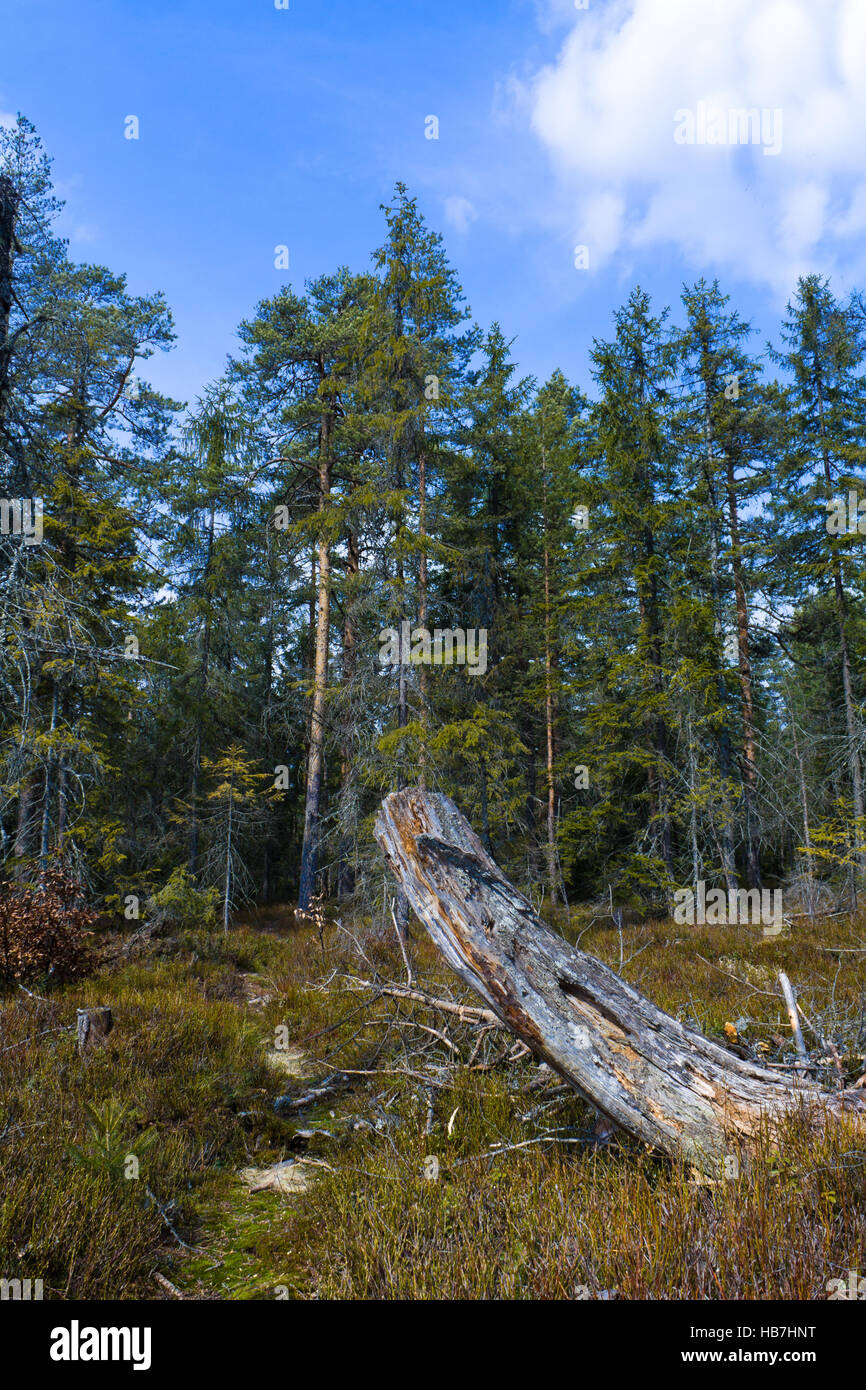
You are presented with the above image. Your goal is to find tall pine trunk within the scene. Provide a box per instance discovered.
[541,464,558,905]
[417,444,428,787]
[298,401,333,911]
[39,680,59,872]
[337,527,359,900]
[189,499,215,877]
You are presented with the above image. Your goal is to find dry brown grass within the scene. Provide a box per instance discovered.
[1,903,864,1299]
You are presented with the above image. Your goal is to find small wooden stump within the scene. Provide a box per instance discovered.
[76,1005,113,1054]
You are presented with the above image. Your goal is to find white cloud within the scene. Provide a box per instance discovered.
[71,224,100,245]
[580,191,625,270]
[443,195,478,235]
[525,0,866,292]
[835,182,866,238]
[532,0,590,36]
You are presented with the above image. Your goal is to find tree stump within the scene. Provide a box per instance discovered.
[76,1005,113,1054]
[374,788,866,1174]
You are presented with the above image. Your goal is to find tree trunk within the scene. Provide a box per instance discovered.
[57,761,69,844]
[390,467,410,939]
[13,772,37,872]
[0,173,19,436]
[189,498,216,877]
[39,679,59,871]
[223,769,234,932]
[374,787,865,1174]
[76,1005,113,1055]
[638,576,674,886]
[816,370,865,870]
[337,527,359,901]
[478,756,492,854]
[725,447,762,888]
[298,403,333,912]
[301,405,335,911]
[686,714,701,888]
[541,462,558,906]
[788,691,814,905]
[417,445,428,787]
[702,393,737,893]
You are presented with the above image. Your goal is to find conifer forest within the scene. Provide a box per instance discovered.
[1,1,865,1338]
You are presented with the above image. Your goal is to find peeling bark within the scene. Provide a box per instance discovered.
[374,787,865,1174]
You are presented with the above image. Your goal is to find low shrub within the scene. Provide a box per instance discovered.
[0,868,96,985]
[144,867,220,932]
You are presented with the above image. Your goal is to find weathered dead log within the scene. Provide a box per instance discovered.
[374,788,866,1174]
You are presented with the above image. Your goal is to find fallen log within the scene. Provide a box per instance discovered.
[374,788,866,1174]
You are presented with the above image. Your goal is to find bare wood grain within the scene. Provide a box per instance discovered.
[374,787,866,1174]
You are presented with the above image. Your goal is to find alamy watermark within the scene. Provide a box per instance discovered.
[674,103,783,157]
[673,882,783,928]
[0,497,43,545]
[826,492,866,535]
[49,1322,152,1370]
[0,1276,43,1300]
[826,1270,865,1299]
[379,621,487,677]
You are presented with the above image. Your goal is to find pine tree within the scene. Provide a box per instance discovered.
[200,746,279,930]
[528,371,588,904]
[587,289,679,899]
[438,325,534,861]
[771,275,866,877]
[364,185,475,771]
[234,269,373,909]
[678,278,773,889]
[1,217,179,882]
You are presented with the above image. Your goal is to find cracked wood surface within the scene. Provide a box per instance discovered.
[374,787,866,1173]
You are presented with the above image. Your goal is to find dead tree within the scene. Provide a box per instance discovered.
[374,787,866,1174]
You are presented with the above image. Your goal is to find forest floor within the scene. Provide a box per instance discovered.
[1,901,865,1299]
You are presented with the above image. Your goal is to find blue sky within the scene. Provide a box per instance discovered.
[2,0,864,408]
